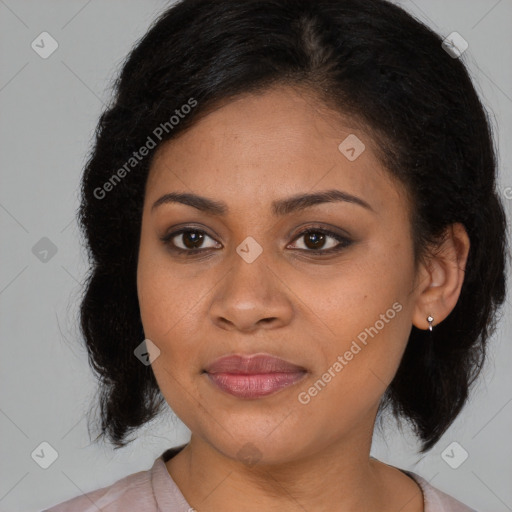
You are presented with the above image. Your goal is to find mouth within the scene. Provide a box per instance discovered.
[203,354,308,399]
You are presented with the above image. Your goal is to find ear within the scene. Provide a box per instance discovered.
[412,223,470,331]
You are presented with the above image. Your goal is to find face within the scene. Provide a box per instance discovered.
[136,85,422,465]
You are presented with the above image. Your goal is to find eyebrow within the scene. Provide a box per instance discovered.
[151,189,375,216]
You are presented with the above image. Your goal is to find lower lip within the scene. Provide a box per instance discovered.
[206,372,306,399]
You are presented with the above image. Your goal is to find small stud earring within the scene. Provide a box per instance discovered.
[427,315,434,332]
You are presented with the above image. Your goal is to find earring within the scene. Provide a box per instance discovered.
[427,315,434,332]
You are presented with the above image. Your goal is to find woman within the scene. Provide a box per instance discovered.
[46,0,508,510]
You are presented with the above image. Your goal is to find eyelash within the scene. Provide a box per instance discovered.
[159,226,353,257]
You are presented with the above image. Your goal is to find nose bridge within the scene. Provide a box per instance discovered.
[209,238,293,331]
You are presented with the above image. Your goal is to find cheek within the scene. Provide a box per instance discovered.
[138,270,195,349]
[137,236,187,350]
[309,244,411,327]
[311,241,415,382]
[136,252,205,421]
[136,246,216,376]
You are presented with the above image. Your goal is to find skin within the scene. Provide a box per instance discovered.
[136,85,470,512]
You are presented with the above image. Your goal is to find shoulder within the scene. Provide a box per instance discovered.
[44,463,155,512]
[406,471,478,512]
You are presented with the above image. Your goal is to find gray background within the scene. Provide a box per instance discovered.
[0,1,511,511]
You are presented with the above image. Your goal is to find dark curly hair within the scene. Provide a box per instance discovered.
[77,0,509,453]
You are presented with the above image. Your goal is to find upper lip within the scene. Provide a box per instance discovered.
[204,354,306,374]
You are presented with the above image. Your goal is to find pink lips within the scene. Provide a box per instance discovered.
[204,354,307,399]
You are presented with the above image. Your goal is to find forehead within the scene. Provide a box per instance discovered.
[145,86,405,217]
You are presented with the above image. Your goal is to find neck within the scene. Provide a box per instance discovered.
[165,432,423,512]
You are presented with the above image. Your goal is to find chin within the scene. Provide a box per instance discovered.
[196,418,320,467]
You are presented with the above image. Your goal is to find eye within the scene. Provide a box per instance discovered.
[161,228,220,254]
[288,228,353,254]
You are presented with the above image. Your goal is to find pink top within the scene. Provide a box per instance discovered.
[45,444,477,512]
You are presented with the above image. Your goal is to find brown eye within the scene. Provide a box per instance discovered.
[290,229,352,253]
[303,231,327,250]
[161,228,221,254]
[178,230,205,249]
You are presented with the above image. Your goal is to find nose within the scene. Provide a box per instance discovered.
[208,251,294,333]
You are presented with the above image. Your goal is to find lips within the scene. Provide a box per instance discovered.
[204,354,307,399]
